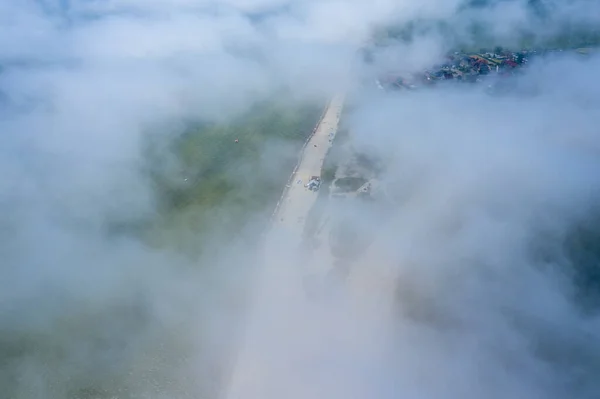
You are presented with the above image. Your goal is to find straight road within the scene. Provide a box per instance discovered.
[275,94,345,239]
[223,95,345,399]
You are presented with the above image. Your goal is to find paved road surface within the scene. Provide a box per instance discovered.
[223,95,345,399]
[275,94,345,240]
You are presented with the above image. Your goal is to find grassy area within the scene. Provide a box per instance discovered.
[564,220,600,311]
[0,99,325,399]
[321,163,337,183]
[144,99,323,257]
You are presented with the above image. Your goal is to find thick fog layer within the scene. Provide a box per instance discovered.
[2,0,600,398]
[347,57,600,398]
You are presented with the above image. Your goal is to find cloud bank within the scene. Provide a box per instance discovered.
[2,0,600,398]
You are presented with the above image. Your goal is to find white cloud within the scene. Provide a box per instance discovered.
[2,0,600,398]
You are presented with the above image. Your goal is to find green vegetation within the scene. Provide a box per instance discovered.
[145,99,323,256]
[321,164,337,183]
[1,99,325,399]
[565,220,600,311]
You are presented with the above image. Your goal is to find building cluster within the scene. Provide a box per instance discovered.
[377,48,594,91]
[379,50,531,90]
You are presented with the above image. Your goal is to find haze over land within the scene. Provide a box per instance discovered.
[2,0,600,398]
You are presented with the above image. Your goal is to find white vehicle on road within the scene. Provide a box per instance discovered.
[305,176,321,191]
